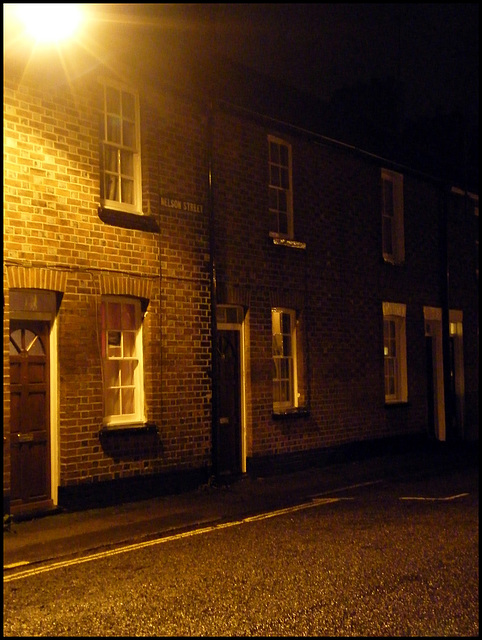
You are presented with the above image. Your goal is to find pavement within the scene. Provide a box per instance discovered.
[3,440,478,571]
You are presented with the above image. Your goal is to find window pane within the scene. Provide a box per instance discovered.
[121,303,136,329]
[280,380,290,402]
[122,91,135,119]
[280,167,289,189]
[280,358,290,378]
[27,334,45,355]
[273,334,283,356]
[383,180,394,217]
[279,144,289,166]
[270,166,280,187]
[270,142,279,163]
[121,361,136,385]
[105,360,120,386]
[107,331,122,357]
[106,116,121,144]
[282,313,291,334]
[122,388,135,414]
[107,303,121,329]
[121,179,134,205]
[269,187,278,210]
[106,86,120,114]
[105,174,118,201]
[278,190,287,212]
[123,121,135,148]
[283,335,291,355]
[123,332,136,357]
[104,146,118,172]
[106,388,120,416]
[279,212,288,235]
[9,333,20,355]
[120,150,134,177]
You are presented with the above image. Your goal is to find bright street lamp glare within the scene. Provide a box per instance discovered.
[15,3,82,44]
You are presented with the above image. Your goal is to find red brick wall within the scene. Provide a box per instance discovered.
[3,59,478,504]
[3,68,213,499]
[212,105,477,463]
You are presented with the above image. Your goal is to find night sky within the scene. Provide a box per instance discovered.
[123,2,478,131]
[5,3,478,126]
[211,3,478,125]
[4,3,479,178]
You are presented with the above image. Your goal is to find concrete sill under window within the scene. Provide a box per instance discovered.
[99,422,159,435]
[272,408,310,420]
[271,236,306,250]
[98,207,159,233]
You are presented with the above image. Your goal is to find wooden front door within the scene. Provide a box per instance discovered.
[216,330,241,475]
[425,335,436,439]
[9,320,51,513]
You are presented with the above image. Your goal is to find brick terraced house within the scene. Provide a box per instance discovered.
[3,8,478,516]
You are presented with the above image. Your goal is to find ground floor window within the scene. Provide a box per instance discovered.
[100,296,144,425]
[383,302,407,403]
[272,307,298,412]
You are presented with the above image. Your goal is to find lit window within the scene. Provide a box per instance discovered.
[100,79,142,214]
[272,308,298,411]
[383,302,407,403]
[101,297,144,425]
[268,136,293,238]
[381,169,404,264]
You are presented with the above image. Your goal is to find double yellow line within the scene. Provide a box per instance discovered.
[4,497,342,583]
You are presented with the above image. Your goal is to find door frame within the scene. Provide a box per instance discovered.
[424,307,446,441]
[448,309,465,439]
[9,290,59,507]
[423,306,465,442]
[216,305,246,473]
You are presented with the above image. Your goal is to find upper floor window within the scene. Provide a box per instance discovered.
[383,302,408,404]
[381,169,404,264]
[100,297,145,426]
[272,308,298,412]
[268,136,293,238]
[100,79,142,214]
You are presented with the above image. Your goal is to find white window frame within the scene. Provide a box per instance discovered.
[268,135,293,239]
[272,307,298,412]
[381,168,404,264]
[383,302,408,403]
[99,78,142,215]
[100,296,145,427]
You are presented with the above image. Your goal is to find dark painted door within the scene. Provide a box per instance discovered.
[9,320,51,512]
[425,336,436,438]
[216,330,241,475]
[447,336,459,439]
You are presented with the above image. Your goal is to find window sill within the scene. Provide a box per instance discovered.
[382,255,405,267]
[98,207,159,233]
[99,422,159,435]
[272,408,310,420]
[384,401,409,408]
[271,236,306,250]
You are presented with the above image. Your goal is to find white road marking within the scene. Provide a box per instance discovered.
[399,493,469,501]
[311,480,383,497]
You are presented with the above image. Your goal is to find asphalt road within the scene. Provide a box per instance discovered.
[3,465,478,636]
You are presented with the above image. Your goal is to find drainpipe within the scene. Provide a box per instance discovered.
[208,99,219,478]
[440,179,451,442]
